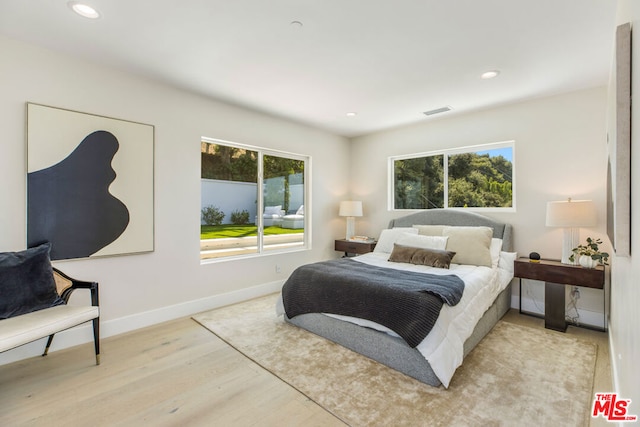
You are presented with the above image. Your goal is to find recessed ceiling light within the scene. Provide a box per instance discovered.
[290,20,303,28]
[481,70,500,79]
[346,112,357,117]
[68,2,101,19]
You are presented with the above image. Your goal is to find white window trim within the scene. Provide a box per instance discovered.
[388,140,516,213]
[200,137,311,263]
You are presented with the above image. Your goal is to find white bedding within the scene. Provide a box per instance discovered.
[276,252,514,388]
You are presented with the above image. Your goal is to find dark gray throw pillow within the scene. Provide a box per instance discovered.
[388,243,456,269]
[0,242,65,319]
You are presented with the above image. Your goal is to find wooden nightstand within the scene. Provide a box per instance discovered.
[334,239,376,257]
[514,258,605,332]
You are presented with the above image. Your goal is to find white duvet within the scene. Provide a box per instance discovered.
[277,252,514,388]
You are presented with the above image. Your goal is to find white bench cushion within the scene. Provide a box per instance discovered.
[0,305,99,352]
[281,214,304,229]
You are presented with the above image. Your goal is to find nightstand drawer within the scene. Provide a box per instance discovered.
[334,239,376,255]
[514,257,606,332]
[514,258,604,289]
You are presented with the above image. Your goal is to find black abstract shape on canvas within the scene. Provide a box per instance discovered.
[27,130,130,260]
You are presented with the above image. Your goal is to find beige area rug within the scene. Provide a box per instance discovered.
[193,294,597,427]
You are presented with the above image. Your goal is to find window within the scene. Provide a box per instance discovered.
[200,138,309,261]
[390,141,514,211]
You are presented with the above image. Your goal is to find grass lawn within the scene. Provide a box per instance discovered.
[200,224,304,239]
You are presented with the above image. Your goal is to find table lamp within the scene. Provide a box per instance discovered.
[339,201,363,240]
[546,198,596,264]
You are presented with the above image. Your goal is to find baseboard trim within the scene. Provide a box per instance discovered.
[0,279,285,366]
[607,318,620,393]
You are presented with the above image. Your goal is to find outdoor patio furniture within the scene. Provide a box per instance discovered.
[281,205,304,229]
[262,205,284,227]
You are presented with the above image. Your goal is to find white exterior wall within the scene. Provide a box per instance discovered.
[201,179,258,224]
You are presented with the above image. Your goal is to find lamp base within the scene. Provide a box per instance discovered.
[345,217,356,240]
[561,227,579,265]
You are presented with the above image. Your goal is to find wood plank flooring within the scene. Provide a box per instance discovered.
[0,308,611,426]
[0,316,345,426]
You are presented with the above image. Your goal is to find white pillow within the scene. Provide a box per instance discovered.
[373,228,419,254]
[443,226,493,267]
[490,238,503,269]
[498,251,518,273]
[396,234,448,251]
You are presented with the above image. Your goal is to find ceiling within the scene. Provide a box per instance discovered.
[0,0,617,137]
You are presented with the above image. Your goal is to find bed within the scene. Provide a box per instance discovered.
[276,209,516,388]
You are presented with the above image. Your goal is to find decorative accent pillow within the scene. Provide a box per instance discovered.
[388,244,456,269]
[442,226,493,267]
[0,242,65,319]
[396,234,448,250]
[373,228,419,254]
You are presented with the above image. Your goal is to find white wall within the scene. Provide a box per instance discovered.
[350,87,610,326]
[0,35,350,364]
[608,0,640,408]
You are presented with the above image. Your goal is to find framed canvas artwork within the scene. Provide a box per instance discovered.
[606,23,631,257]
[26,103,154,260]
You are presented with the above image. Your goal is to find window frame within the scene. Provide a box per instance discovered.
[388,140,516,213]
[201,137,311,263]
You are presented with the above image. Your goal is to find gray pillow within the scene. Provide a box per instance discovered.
[388,243,456,269]
[0,242,65,319]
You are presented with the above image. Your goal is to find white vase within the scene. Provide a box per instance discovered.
[579,255,598,269]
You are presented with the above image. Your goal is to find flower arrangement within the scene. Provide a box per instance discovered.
[569,237,609,266]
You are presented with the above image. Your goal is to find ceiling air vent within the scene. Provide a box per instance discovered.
[423,106,452,116]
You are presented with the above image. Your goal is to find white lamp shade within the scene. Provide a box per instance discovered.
[546,200,596,227]
[339,201,363,217]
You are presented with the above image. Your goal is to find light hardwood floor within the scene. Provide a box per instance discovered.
[0,308,611,426]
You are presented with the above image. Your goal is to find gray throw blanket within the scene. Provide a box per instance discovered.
[282,258,465,347]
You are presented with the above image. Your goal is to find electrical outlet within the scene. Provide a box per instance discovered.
[275,265,281,274]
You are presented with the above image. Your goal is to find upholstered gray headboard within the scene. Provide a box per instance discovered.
[388,209,513,252]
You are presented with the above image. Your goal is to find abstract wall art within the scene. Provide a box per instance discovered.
[26,103,154,260]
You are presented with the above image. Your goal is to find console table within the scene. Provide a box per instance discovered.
[514,258,605,332]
